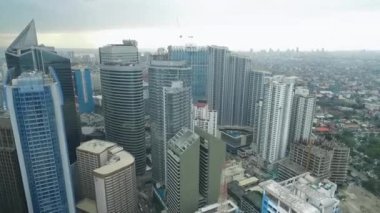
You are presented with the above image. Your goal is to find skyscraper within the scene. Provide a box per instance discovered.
[99,41,146,175]
[221,54,251,125]
[168,45,209,102]
[246,70,272,127]
[195,127,226,205]
[0,111,27,213]
[5,20,80,164]
[149,60,192,183]
[207,46,229,121]
[76,140,138,213]
[73,67,94,114]
[288,87,316,144]
[6,70,75,213]
[166,128,200,213]
[255,76,295,163]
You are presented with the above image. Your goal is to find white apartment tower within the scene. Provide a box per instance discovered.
[288,87,316,144]
[193,102,218,137]
[255,75,295,163]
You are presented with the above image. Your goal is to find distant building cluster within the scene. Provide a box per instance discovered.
[0,20,354,213]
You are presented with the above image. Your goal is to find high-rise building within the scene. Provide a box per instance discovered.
[195,127,226,205]
[5,20,80,164]
[73,67,94,113]
[221,54,251,125]
[329,143,350,184]
[166,128,200,213]
[99,40,139,64]
[76,140,117,200]
[149,60,192,183]
[193,101,218,137]
[99,41,146,175]
[207,46,229,116]
[255,76,295,163]
[6,71,75,213]
[288,87,316,144]
[76,140,138,213]
[246,70,272,127]
[168,45,209,102]
[0,111,27,213]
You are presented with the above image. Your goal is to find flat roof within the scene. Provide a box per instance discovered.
[77,139,116,154]
[260,180,319,213]
[76,198,97,213]
[93,151,135,177]
[238,177,259,187]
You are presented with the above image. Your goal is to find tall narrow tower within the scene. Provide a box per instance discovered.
[99,40,146,175]
[288,87,316,144]
[149,60,192,183]
[5,20,80,164]
[6,70,75,213]
[255,75,295,163]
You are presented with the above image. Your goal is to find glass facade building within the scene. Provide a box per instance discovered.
[0,111,27,213]
[168,46,208,102]
[148,60,192,183]
[99,41,146,175]
[6,70,75,213]
[5,20,80,164]
[73,68,94,113]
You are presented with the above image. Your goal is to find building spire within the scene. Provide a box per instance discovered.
[7,19,38,52]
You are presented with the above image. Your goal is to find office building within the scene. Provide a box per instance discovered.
[6,71,75,213]
[221,54,251,125]
[166,128,200,213]
[193,101,218,137]
[5,20,80,164]
[220,126,253,154]
[91,70,101,95]
[288,87,316,144]
[255,76,295,163]
[246,70,272,127]
[168,45,208,102]
[163,81,192,143]
[207,46,229,116]
[0,111,27,213]
[148,60,192,183]
[100,41,146,175]
[73,67,94,113]
[195,127,226,205]
[99,40,139,64]
[260,173,340,213]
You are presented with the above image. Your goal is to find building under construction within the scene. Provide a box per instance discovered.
[278,140,350,184]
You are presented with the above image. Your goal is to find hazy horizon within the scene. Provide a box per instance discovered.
[1,0,380,51]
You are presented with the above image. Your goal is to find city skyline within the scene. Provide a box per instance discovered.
[1,0,380,50]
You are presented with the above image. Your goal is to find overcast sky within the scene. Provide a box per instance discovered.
[1,0,380,51]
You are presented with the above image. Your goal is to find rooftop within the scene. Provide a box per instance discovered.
[77,139,116,154]
[76,198,97,213]
[93,150,135,177]
[167,127,199,155]
[260,180,320,213]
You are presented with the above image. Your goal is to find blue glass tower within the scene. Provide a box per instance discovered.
[6,69,75,213]
[73,68,94,113]
[168,46,208,102]
[5,20,80,164]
